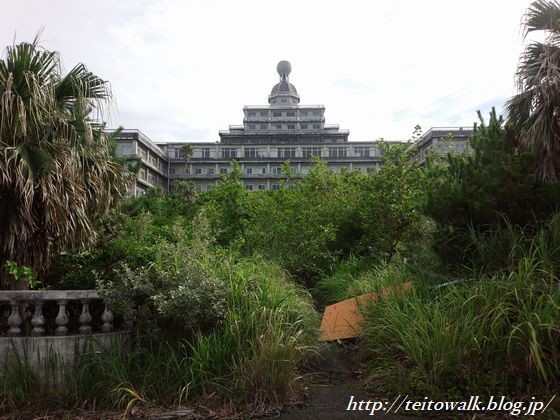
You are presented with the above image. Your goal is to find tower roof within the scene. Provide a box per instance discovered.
[269,60,300,104]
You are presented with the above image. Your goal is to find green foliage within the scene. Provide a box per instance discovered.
[3,260,40,289]
[186,256,318,407]
[358,216,560,398]
[200,161,253,246]
[314,256,373,304]
[245,161,361,281]
[98,213,227,334]
[0,38,131,287]
[356,141,425,260]
[1,256,318,414]
[506,0,560,182]
[424,108,560,266]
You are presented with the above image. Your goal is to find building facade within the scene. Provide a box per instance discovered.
[112,129,168,196]
[114,61,473,195]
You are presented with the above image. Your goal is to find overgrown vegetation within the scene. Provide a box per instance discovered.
[0,38,131,288]
[3,3,560,415]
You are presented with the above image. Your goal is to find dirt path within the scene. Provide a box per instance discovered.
[266,342,413,419]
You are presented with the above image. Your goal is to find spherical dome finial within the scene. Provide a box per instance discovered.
[277,60,292,77]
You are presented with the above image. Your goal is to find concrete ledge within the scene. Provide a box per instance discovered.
[0,331,129,378]
[0,290,99,301]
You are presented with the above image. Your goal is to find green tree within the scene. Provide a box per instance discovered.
[356,141,424,260]
[424,108,560,265]
[0,39,130,288]
[506,0,560,182]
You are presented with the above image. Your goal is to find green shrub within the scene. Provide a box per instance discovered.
[1,256,319,415]
[424,108,560,266]
[358,224,560,398]
[186,255,319,408]
[97,213,226,334]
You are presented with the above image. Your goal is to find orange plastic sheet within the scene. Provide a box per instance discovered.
[319,281,412,341]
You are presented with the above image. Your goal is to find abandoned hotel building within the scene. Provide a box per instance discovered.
[114,61,473,196]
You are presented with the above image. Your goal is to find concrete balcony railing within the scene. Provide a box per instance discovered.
[0,290,129,337]
[0,290,131,379]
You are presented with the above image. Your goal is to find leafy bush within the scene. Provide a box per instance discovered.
[424,108,560,266]
[355,141,425,260]
[98,213,226,334]
[1,256,318,415]
[245,160,361,281]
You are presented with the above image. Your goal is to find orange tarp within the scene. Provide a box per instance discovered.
[319,281,412,341]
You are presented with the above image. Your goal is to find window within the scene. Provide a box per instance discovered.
[272,167,282,174]
[273,111,281,117]
[456,143,465,153]
[167,148,180,159]
[272,184,280,190]
[207,168,215,175]
[245,184,254,191]
[246,168,253,174]
[287,111,295,117]
[170,167,176,175]
[288,124,295,129]
[260,167,266,174]
[259,111,268,117]
[195,168,202,175]
[248,124,256,129]
[248,111,256,117]
[245,148,266,158]
[245,148,257,158]
[260,124,267,129]
[258,184,266,190]
[117,144,133,155]
[329,147,348,158]
[220,167,228,174]
[313,111,321,116]
[275,124,282,129]
[301,124,308,129]
[199,147,211,158]
[277,147,296,158]
[221,148,238,159]
[366,167,375,174]
[353,146,370,158]
[303,147,322,158]
[281,98,287,103]
[313,124,320,129]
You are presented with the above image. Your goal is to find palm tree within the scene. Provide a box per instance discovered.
[0,38,131,288]
[506,0,560,182]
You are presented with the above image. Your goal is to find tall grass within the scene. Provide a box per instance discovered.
[358,219,560,398]
[0,256,319,415]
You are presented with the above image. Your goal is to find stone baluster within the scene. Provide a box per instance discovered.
[79,300,92,334]
[101,307,114,333]
[55,300,69,336]
[31,301,45,336]
[7,301,22,336]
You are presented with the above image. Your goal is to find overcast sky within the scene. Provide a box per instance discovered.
[4,0,534,142]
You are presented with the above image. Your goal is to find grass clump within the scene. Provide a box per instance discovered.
[0,256,318,415]
[357,222,560,399]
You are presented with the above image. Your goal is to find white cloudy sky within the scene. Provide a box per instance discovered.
[3,0,534,142]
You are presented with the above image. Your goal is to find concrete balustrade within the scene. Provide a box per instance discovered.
[0,290,119,336]
[0,290,130,377]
